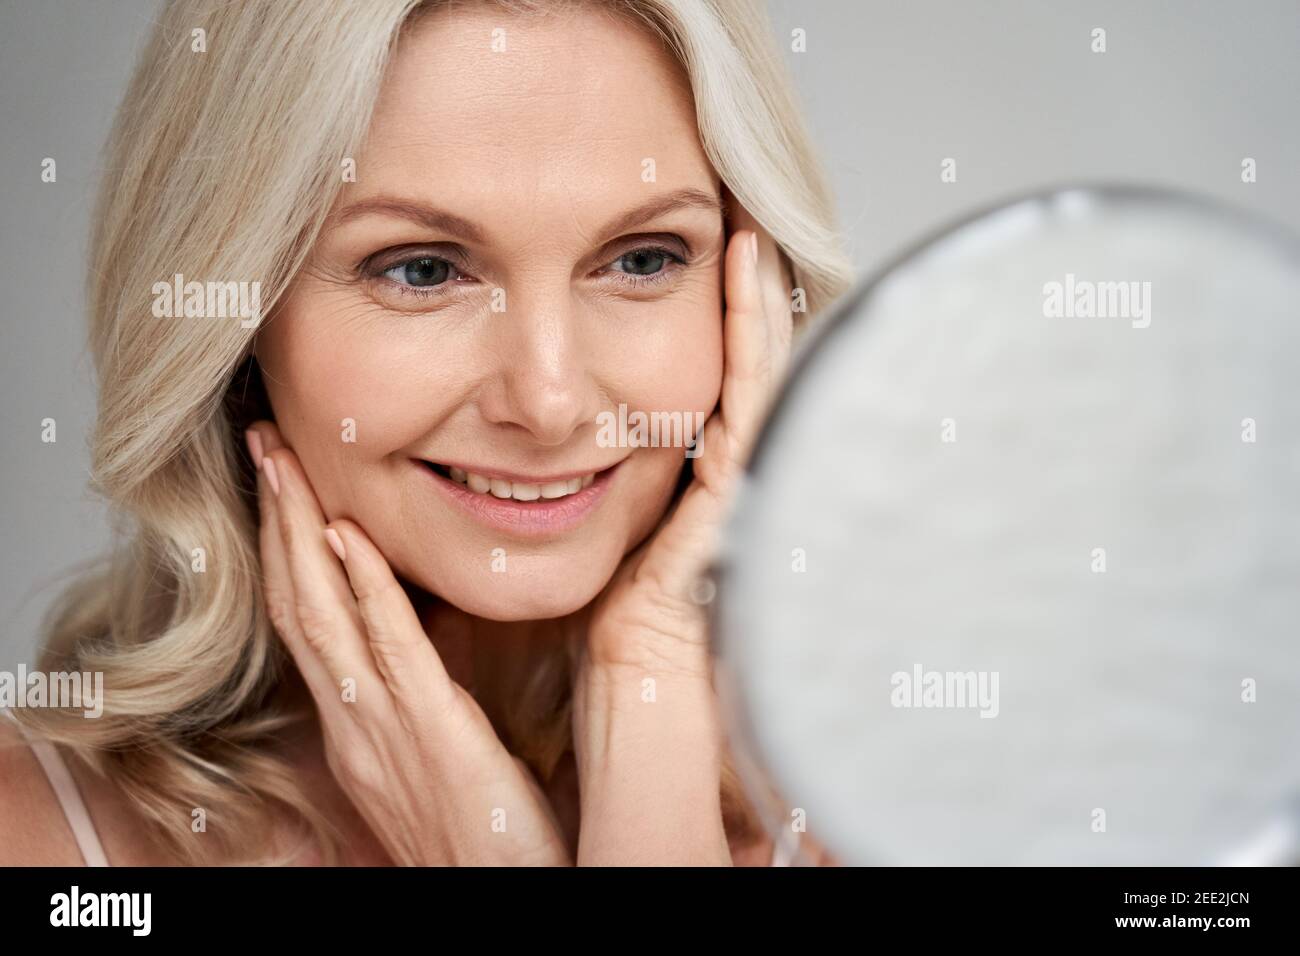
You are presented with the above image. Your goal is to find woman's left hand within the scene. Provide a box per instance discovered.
[574,205,796,865]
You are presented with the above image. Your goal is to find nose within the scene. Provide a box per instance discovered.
[476,282,602,447]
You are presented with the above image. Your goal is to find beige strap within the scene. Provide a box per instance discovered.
[3,709,110,867]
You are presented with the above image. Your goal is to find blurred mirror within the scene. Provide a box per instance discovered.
[713,186,1300,866]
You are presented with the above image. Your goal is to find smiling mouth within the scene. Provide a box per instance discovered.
[424,462,601,502]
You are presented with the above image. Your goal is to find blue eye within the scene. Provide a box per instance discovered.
[612,249,669,276]
[605,245,687,284]
[384,257,454,287]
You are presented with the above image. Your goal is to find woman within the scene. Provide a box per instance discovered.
[1,0,852,865]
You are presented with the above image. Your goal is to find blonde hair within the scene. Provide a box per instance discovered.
[17,0,853,865]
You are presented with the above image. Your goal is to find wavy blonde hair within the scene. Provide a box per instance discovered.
[16,0,853,865]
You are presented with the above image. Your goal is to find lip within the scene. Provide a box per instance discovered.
[415,458,622,538]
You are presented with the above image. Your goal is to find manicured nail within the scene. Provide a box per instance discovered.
[748,231,759,266]
[323,527,346,562]
[262,456,281,496]
[245,428,264,469]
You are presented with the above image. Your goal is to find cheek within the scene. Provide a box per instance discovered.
[633,334,723,414]
[606,297,724,534]
[605,290,725,416]
[257,300,458,501]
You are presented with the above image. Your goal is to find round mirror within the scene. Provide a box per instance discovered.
[713,186,1300,866]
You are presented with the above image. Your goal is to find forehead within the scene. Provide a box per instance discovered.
[355,5,717,229]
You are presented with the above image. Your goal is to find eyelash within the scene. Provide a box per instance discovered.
[601,246,688,286]
[363,244,688,300]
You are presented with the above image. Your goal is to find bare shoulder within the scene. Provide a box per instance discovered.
[0,715,86,865]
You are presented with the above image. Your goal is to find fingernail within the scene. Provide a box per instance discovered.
[323,527,346,562]
[262,456,281,496]
[245,428,264,469]
[748,231,759,266]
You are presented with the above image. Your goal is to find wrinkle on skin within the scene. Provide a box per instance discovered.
[256,4,725,624]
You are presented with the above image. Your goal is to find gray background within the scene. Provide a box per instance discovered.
[2,0,1298,669]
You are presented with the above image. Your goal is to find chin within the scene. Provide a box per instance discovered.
[433,577,607,623]
[393,552,620,623]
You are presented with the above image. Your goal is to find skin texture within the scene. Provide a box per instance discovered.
[0,5,841,866]
[257,4,726,623]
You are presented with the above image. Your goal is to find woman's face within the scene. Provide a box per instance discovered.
[257,6,725,621]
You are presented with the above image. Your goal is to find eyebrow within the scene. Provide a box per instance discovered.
[328,187,723,245]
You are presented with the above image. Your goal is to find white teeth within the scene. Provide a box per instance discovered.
[540,481,570,499]
[511,482,541,501]
[443,465,599,501]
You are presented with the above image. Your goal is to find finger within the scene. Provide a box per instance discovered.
[721,226,769,403]
[510,756,568,857]
[756,232,796,383]
[246,425,336,705]
[262,446,386,716]
[246,418,285,465]
[728,205,795,395]
[630,460,731,618]
[326,518,457,715]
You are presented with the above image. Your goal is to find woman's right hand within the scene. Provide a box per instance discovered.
[246,421,570,866]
